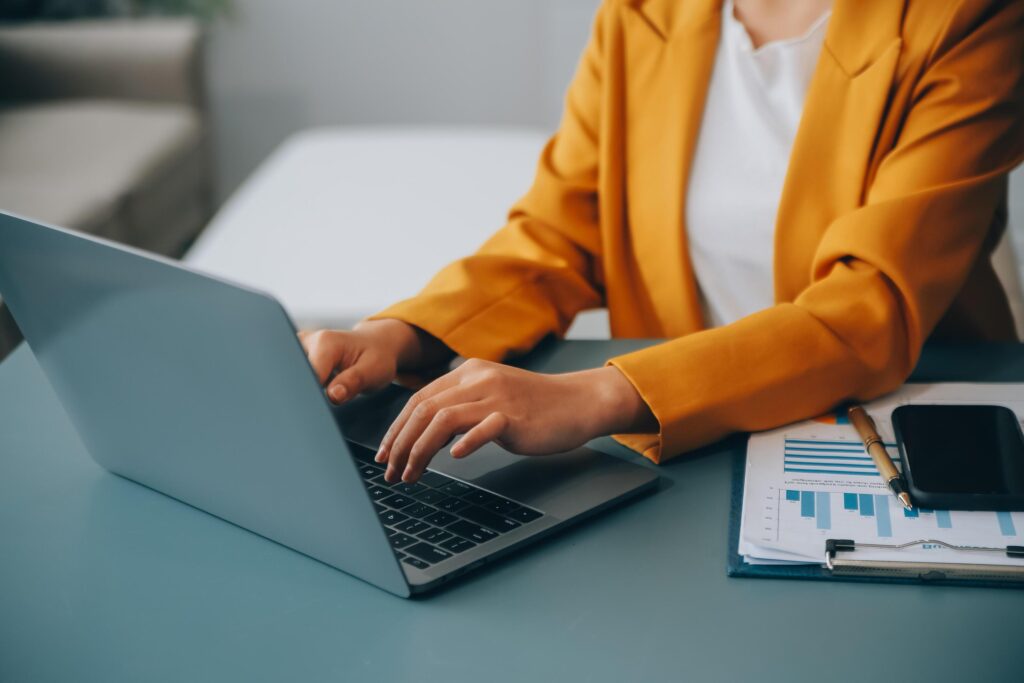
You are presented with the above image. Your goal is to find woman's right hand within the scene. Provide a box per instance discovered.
[298,319,452,404]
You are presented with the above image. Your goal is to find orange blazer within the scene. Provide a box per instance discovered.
[371,0,1024,463]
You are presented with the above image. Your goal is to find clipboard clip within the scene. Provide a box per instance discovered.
[824,538,1024,582]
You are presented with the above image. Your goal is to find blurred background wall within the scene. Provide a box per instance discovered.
[206,0,602,201]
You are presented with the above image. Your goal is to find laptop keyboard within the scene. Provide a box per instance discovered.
[349,443,545,571]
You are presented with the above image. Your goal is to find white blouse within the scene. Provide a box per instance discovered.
[686,0,831,327]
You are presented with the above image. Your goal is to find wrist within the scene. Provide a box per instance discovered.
[571,366,657,438]
[354,319,421,367]
[354,318,454,371]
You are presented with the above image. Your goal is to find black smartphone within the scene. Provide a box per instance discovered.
[892,404,1024,511]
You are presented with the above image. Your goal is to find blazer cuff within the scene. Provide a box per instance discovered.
[606,334,741,464]
[605,353,670,464]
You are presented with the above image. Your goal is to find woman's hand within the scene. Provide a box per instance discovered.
[298,319,452,403]
[375,359,656,483]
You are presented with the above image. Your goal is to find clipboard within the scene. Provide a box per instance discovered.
[726,449,1024,588]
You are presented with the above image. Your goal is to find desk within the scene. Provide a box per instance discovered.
[1,340,1023,682]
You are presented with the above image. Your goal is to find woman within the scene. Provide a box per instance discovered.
[300,0,1023,485]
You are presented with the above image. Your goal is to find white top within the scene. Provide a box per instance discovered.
[686,0,831,327]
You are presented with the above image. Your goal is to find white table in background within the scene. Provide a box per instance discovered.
[187,126,610,337]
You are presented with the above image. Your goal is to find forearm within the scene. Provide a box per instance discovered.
[608,266,917,464]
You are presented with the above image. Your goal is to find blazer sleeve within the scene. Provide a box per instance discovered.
[609,0,1024,463]
[366,4,610,359]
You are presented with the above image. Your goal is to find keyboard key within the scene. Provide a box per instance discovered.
[403,556,430,570]
[378,509,409,526]
[395,519,430,535]
[395,551,407,561]
[458,505,521,533]
[405,542,453,565]
[439,481,473,497]
[447,520,498,544]
[411,489,447,505]
[437,496,471,513]
[439,536,476,554]
[462,489,501,506]
[380,494,415,510]
[349,444,376,463]
[403,503,435,518]
[367,486,391,501]
[424,510,457,527]
[484,498,520,516]
[392,481,427,496]
[358,464,382,479]
[417,527,453,544]
[509,506,543,523]
[388,532,417,550]
[413,470,451,488]
[374,502,386,514]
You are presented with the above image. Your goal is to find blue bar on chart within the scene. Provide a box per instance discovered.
[936,510,952,529]
[843,493,858,510]
[997,511,1017,537]
[800,491,815,518]
[873,494,892,537]
[815,492,831,530]
[784,489,832,530]
[858,494,874,517]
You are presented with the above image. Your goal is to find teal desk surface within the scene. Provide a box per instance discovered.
[2,339,1023,682]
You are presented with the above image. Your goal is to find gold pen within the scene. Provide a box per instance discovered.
[847,405,913,510]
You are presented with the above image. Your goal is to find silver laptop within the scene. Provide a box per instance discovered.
[0,211,658,597]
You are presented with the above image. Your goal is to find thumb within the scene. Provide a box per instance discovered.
[326,355,392,404]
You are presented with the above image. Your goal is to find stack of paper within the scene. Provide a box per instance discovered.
[738,383,1024,568]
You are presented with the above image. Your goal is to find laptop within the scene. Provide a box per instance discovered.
[0,211,659,597]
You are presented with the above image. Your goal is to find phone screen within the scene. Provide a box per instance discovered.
[894,405,1024,495]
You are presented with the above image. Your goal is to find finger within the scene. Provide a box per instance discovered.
[402,402,487,482]
[450,412,509,459]
[306,344,338,385]
[375,368,472,464]
[298,331,341,385]
[382,383,481,482]
[326,365,364,404]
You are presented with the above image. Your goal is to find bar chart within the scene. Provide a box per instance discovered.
[783,438,898,477]
[782,489,1020,539]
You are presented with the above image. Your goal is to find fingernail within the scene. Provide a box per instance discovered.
[330,385,348,401]
[450,443,464,458]
[375,445,388,462]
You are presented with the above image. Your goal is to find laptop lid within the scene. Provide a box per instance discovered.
[0,212,409,597]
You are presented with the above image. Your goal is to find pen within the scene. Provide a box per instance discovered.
[847,405,913,510]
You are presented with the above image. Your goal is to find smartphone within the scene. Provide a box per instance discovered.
[892,404,1024,511]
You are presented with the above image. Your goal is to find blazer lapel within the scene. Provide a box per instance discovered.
[623,0,720,336]
[773,0,906,301]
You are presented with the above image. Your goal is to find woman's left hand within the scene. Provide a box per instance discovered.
[375,358,656,483]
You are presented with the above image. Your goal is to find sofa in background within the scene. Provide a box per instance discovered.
[0,18,213,359]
